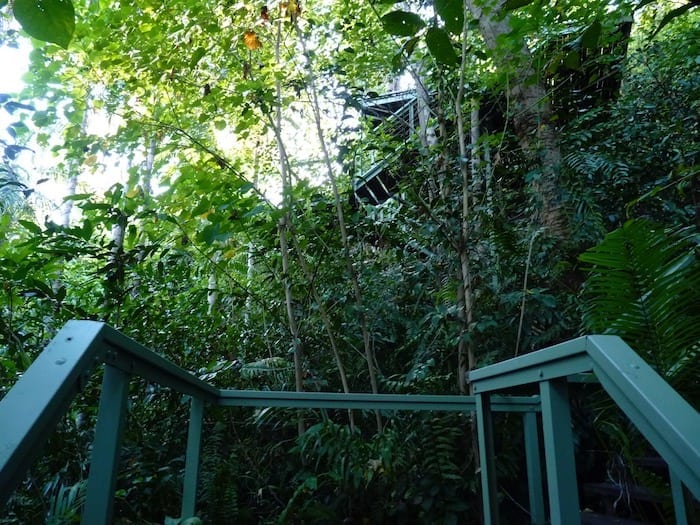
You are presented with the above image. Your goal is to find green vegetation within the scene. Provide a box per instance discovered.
[0,0,698,522]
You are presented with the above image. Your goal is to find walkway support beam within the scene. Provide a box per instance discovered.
[83,365,130,525]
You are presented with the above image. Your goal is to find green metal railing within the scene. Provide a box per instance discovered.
[0,320,543,524]
[2,323,697,524]
[469,335,700,525]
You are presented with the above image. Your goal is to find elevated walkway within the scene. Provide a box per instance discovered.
[1,321,698,523]
[352,90,419,205]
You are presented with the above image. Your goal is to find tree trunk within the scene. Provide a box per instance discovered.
[279,216,305,437]
[296,23,383,432]
[274,19,305,436]
[288,221,356,430]
[466,0,566,238]
[454,10,477,396]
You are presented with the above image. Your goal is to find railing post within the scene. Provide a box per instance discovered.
[539,379,580,525]
[475,392,500,525]
[181,396,205,519]
[523,411,545,525]
[83,364,130,525]
[670,470,690,525]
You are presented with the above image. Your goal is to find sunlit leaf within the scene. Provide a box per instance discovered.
[18,220,42,234]
[243,30,262,50]
[381,11,425,37]
[189,47,207,69]
[425,27,459,66]
[13,0,75,49]
[126,186,141,198]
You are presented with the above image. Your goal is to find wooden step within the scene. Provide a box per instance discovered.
[580,510,651,524]
[583,482,666,504]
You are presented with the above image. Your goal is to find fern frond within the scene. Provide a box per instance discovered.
[580,219,700,396]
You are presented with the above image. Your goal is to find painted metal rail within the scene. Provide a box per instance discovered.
[469,334,700,525]
[0,320,542,524]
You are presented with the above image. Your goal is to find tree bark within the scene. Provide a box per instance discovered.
[466,0,566,238]
[273,18,305,436]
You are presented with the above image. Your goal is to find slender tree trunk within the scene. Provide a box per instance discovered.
[273,18,305,436]
[279,216,305,436]
[207,252,220,316]
[61,175,78,227]
[455,9,477,396]
[131,134,158,300]
[287,222,356,430]
[296,22,383,432]
[106,212,127,326]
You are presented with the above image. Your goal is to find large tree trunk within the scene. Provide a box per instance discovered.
[466,0,566,238]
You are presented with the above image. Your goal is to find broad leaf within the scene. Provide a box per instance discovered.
[13,0,75,49]
[434,0,463,35]
[504,0,535,10]
[425,27,459,67]
[580,20,602,48]
[381,11,425,37]
[651,1,699,37]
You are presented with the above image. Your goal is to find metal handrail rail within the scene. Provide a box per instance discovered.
[0,320,542,524]
[468,334,700,525]
[0,321,218,505]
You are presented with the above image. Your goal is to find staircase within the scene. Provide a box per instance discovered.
[352,90,419,205]
[1,322,698,524]
[469,335,700,525]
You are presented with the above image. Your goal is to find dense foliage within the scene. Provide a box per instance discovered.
[1,0,698,523]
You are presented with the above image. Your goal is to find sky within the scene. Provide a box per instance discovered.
[0,45,28,94]
[0,41,73,221]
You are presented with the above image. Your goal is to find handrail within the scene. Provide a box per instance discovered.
[0,320,542,523]
[0,320,217,505]
[469,335,700,524]
[217,389,541,412]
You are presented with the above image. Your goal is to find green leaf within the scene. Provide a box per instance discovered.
[13,0,75,49]
[503,0,535,10]
[381,11,425,37]
[564,50,580,70]
[402,36,420,59]
[433,0,463,35]
[425,27,459,66]
[580,220,700,383]
[580,20,602,49]
[63,193,93,201]
[651,1,699,38]
[198,223,232,245]
[18,220,42,234]
[189,47,207,69]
